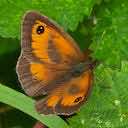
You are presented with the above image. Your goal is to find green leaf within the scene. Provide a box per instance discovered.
[0,0,95,38]
[0,37,19,55]
[0,84,69,128]
[69,62,128,128]
[91,0,128,67]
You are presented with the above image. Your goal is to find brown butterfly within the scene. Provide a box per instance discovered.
[16,11,96,115]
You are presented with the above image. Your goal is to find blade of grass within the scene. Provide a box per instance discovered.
[0,84,69,128]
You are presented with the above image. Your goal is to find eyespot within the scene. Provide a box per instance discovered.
[36,25,44,34]
[74,96,83,103]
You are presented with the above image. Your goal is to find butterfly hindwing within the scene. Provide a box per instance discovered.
[35,70,93,115]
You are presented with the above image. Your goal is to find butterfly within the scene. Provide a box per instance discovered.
[16,11,96,115]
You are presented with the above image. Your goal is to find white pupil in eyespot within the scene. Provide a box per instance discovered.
[36,25,44,34]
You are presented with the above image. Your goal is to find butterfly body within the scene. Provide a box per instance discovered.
[16,11,95,115]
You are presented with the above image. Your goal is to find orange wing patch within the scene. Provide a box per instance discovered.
[31,19,84,65]
[30,63,51,81]
[60,70,92,106]
[30,63,68,84]
[32,21,51,63]
[47,95,60,107]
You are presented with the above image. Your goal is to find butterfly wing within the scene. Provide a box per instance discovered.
[17,11,85,96]
[17,55,56,96]
[35,70,93,115]
[21,11,84,64]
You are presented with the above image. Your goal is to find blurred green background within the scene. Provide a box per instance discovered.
[0,0,128,128]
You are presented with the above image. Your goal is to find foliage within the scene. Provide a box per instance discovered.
[0,84,68,128]
[0,0,95,38]
[0,0,128,128]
